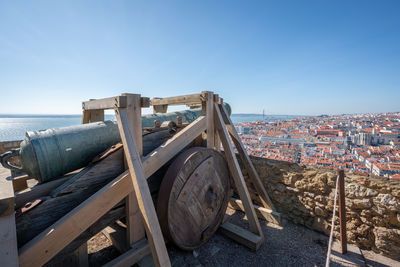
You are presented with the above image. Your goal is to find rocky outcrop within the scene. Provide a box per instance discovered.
[246,156,400,260]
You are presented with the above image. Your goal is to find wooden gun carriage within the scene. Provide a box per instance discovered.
[0,91,280,266]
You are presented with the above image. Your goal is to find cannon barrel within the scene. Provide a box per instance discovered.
[1,104,231,183]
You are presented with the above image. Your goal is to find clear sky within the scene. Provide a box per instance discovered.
[0,1,399,115]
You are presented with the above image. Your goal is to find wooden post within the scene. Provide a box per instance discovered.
[219,103,276,211]
[338,169,347,254]
[115,107,171,267]
[205,91,215,149]
[0,173,18,267]
[81,99,104,124]
[214,103,263,238]
[123,94,146,246]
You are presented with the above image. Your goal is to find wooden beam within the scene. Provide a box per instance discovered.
[18,172,132,267]
[115,108,171,267]
[213,94,221,151]
[229,198,281,225]
[15,176,72,209]
[104,239,150,267]
[141,116,206,178]
[205,91,215,149]
[150,94,204,106]
[15,176,70,209]
[12,175,29,192]
[0,213,18,266]
[82,96,127,110]
[81,109,104,124]
[123,94,146,246]
[0,172,18,266]
[81,110,90,124]
[51,206,125,261]
[219,222,263,251]
[219,103,276,211]
[214,103,263,238]
[103,223,129,253]
[0,174,15,217]
[153,104,168,114]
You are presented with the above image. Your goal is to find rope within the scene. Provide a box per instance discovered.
[325,174,340,267]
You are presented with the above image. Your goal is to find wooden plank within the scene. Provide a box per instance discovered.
[15,176,70,209]
[229,198,281,225]
[137,254,155,267]
[81,109,104,123]
[50,206,125,261]
[90,109,105,122]
[0,214,19,266]
[103,223,129,253]
[0,174,15,217]
[82,96,127,110]
[0,159,19,267]
[150,94,203,106]
[153,104,168,114]
[220,103,276,211]
[16,148,124,246]
[123,94,146,246]
[213,94,221,151]
[18,172,132,267]
[219,222,263,251]
[205,91,215,149]
[115,108,171,267]
[104,239,150,267]
[12,174,29,192]
[214,103,263,237]
[81,110,90,124]
[141,116,206,178]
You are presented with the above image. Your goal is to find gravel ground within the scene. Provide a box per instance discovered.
[88,209,331,266]
[87,208,399,266]
[168,210,329,267]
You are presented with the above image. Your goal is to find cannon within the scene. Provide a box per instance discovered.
[0,105,231,183]
[0,93,275,267]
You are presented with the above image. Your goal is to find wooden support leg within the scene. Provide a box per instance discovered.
[219,103,276,211]
[115,107,171,267]
[205,91,215,149]
[81,109,104,124]
[103,239,150,267]
[214,103,263,238]
[123,94,146,246]
[0,215,18,267]
[0,174,18,267]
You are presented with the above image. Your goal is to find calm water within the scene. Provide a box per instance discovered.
[0,114,302,141]
[0,114,115,141]
[231,114,303,123]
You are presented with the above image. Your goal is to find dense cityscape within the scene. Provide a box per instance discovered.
[234,112,400,180]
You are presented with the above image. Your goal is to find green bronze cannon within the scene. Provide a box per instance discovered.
[0,104,231,183]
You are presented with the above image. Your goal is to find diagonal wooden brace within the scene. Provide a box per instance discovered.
[214,103,264,238]
[115,107,171,267]
[218,103,276,211]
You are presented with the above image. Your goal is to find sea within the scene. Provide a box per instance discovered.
[0,114,304,142]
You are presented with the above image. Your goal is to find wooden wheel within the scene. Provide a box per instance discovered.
[157,147,230,250]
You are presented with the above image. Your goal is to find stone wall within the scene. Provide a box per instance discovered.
[248,156,400,260]
[0,140,21,154]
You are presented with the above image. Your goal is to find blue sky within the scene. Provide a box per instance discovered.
[0,1,399,115]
